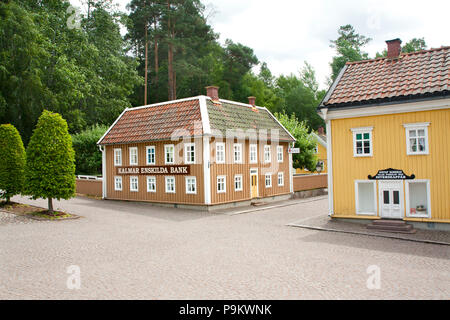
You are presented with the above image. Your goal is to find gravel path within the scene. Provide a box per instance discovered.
[0,195,448,300]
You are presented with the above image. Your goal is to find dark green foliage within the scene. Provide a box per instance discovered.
[25,110,76,211]
[0,124,26,202]
[275,112,317,171]
[72,125,108,176]
[376,38,428,58]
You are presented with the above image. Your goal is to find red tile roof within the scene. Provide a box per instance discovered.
[98,99,203,145]
[321,46,450,108]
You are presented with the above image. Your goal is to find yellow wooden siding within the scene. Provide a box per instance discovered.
[296,142,327,174]
[331,108,450,221]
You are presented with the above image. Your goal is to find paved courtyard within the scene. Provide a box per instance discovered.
[0,195,449,300]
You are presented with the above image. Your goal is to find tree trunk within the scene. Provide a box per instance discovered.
[168,43,174,100]
[144,27,149,105]
[48,197,54,214]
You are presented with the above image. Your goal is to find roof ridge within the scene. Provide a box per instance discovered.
[127,96,202,112]
[346,45,450,66]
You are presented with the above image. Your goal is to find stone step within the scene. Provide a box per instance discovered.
[371,219,408,227]
[367,222,416,234]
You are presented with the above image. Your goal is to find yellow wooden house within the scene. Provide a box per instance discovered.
[296,129,327,174]
[318,39,450,229]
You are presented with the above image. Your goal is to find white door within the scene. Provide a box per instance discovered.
[379,181,404,219]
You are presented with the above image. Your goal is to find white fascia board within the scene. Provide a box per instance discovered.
[325,97,450,120]
[127,96,202,111]
[311,132,327,148]
[97,108,129,145]
[199,96,211,135]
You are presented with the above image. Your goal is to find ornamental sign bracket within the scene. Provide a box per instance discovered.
[368,168,415,180]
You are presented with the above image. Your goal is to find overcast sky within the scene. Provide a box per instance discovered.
[72,0,449,89]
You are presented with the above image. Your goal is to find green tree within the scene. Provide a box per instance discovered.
[275,112,317,171]
[376,38,428,57]
[330,24,371,81]
[72,124,108,176]
[25,110,76,214]
[0,124,26,203]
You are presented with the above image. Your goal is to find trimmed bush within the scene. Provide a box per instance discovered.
[72,125,108,176]
[0,124,26,203]
[25,110,76,213]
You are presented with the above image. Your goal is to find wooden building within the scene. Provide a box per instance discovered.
[97,87,296,209]
[318,39,450,228]
[296,128,327,174]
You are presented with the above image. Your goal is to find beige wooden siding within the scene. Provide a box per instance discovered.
[209,139,291,204]
[105,139,204,205]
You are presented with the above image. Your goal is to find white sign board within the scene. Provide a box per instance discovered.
[288,148,300,154]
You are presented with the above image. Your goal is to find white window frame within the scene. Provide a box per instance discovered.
[164,144,175,165]
[217,175,226,193]
[130,176,139,192]
[354,180,377,216]
[278,172,284,186]
[233,143,243,164]
[403,123,430,156]
[114,148,122,166]
[114,176,122,191]
[129,147,138,166]
[249,144,258,164]
[146,146,156,165]
[277,145,284,163]
[184,143,196,164]
[265,173,272,188]
[405,179,431,219]
[351,127,373,157]
[234,174,243,192]
[264,145,271,163]
[165,176,176,193]
[185,176,197,195]
[146,176,156,193]
[216,142,225,164]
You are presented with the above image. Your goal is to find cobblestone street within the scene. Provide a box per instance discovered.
[0,196,449,299]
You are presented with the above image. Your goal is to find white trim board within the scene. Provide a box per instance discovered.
[321,98,450,120]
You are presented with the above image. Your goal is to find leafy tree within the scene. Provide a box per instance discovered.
[275,112,317,171]
[72,124,108,176]
[330,24,371,81]
[0,124,26,203]
[25,110,76,214]
[376,38,428,57]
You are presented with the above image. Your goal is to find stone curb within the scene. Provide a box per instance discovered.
[287,223,450,246]
[0,208,81,222]
[223,196,328,216]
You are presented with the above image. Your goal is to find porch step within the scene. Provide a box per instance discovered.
[367,220,417,234]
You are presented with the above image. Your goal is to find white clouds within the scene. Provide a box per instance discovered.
[73,0,450,89]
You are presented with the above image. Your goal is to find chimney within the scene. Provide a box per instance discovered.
[386,38,402,59]
[318,127,324,135]
[205,86,219,101]
[248,96,256,106]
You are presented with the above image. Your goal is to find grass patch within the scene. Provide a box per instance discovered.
[0,201,79,220]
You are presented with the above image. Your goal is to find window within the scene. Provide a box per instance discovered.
[184,143,196,164]
[129,147,138,165]
[165,176,175,193]
[265,173,272,188]
[314,145,319,154]
[233,143,242,164]
[249,144,257,164]
[404,123,430,155]
[351,127,373,157]
[130,176,139,192]
[264,145,271,163]
[165,144,175,164]
[277,145,284,162]
[114,149,122,166]
[234,175,243,191]
[114,176,122,191]
[216,142,225,164]
[146,146,155,165]
[185,177,197,194]
[217,176,226,193]
[278,172,284,186]
[406,180,431,218]
[146,176,156,193]
[355,181,377,215]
